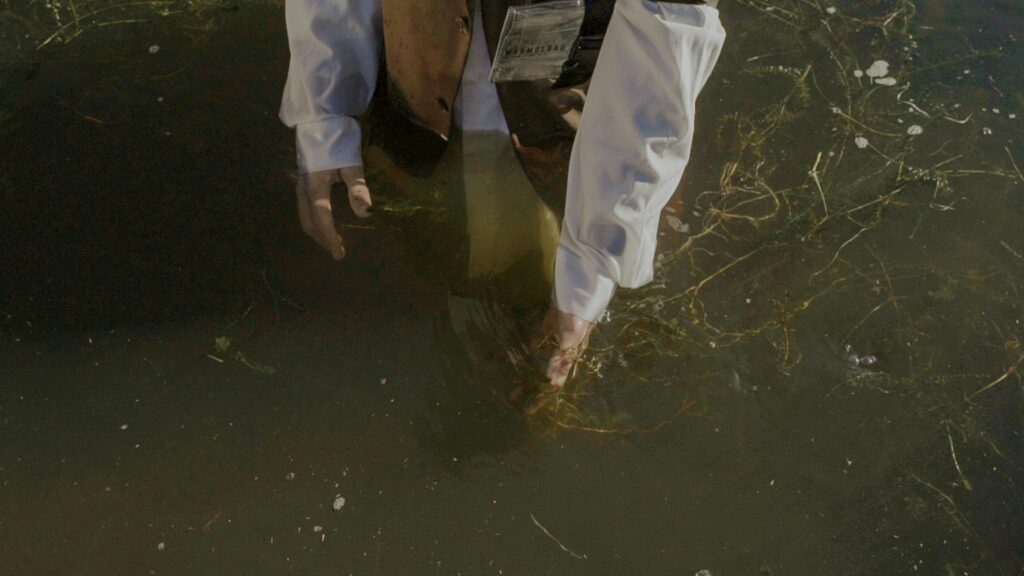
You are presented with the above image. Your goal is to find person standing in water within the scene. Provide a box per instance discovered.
[279,0,725,392]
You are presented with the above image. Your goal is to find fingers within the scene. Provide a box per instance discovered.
[295,183,315,238]
[298,171,346,260]
[339,165,372,219]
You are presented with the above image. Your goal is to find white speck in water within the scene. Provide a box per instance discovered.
[992,108,1000,114]
[313,525,323,533]
[853,69,864,78]
[745,298,752,304]
[285,472,295,480]
[695,570,713,576]
[874,77,898,86]
[1009,113,1017,120]
[865,60,889,78]
[332,495,346,511]
[831,106,842,114]
[826,6,836,14]
[120,424,128,430]
[907,125,923,136]
[855,136,869,149]
[148,45,160,54]
[982,127,993,135]
[157,542,165,551]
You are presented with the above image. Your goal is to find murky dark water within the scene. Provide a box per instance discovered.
[1,1,1022,574]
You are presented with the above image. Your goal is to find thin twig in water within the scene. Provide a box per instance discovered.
[1005,146,1024,182]
[945,426,972,491]
[530,514,587,560]
[967,353,1024,400]
[262,267,304,311]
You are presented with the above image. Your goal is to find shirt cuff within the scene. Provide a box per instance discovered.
[295,116,363,174]
[554,246,616,324]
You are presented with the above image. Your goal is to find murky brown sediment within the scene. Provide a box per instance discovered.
[1,1,1022,574]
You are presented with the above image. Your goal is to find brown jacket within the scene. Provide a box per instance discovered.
[377,0,579,209]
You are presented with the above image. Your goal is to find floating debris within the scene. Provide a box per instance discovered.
[119,424,128,430]
[313,525,323,533]
[148,45,160,54]
[865,60,890,78]
[849,354,878,367]
[332,495,346,511]
[666,215,689,234]
[874,77,897,86]
[907,124,923,136]
[982,127,993,135]
[285,472,295,480]
[855,136,869,149]
[157,542,165,551]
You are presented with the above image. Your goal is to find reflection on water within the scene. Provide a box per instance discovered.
[1,0,1022,574]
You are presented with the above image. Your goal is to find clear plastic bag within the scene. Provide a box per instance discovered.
[489,1,584,83]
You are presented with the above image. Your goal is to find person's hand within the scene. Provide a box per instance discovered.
[295,166,373,260]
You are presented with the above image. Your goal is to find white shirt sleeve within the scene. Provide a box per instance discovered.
[279,0,382,173]
[555,0,726,323]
